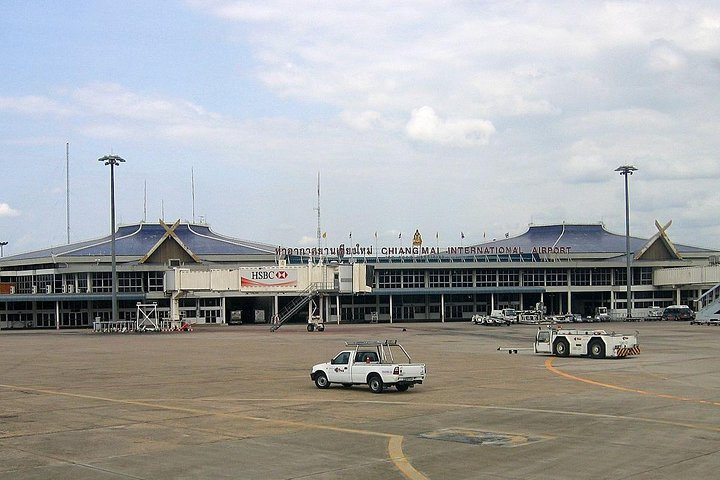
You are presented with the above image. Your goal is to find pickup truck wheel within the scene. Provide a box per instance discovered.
[589,340,605,359]
[553,338,570,357]
[396,384,409,392]
[368,375,384,393]
[314,372,330,389]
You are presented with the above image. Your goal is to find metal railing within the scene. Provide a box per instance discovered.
[696,283,720,319]
[270,283,321,332]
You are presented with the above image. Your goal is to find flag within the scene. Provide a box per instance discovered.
[435,232,438,239]
[374,231,377,238]
[398,232,402,239]
[461,232,465,239]
[505,232,509,238]
[322,232,327,239]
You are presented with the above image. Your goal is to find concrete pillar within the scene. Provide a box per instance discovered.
[336,295,341,324]
[567,291,572,315]
[441,294,445,323]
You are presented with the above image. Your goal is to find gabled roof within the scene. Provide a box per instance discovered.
[634,220,682,261]
[473,223,711,256]
[139,220,201,264]
[0,221,277,263]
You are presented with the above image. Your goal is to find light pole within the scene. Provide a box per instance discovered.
[0,241,7,257]
[615,165,637,320]
[99,154,125,323]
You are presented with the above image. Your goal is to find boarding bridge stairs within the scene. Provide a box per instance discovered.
[270,284,320,332]
[696,283,720,320]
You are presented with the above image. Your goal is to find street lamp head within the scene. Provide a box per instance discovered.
[0,242,7,247]
[615,165,638,176]
[98,154,126,166]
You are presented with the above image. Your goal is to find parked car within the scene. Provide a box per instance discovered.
[661,305,695,321]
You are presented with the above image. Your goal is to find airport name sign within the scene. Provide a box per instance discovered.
[276,243,572,257]
[446,245,572,255]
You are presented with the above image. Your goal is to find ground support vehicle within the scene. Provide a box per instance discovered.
[690,318,720,326]
[594,306,610,322]
[492,308,518,324]
[534,326,640,358]
[471,314,509,326]
[518,311,542,324]
[310,340,426,393]
[228,310,243,325]
[645,307,664,321]
[306,315,325,332]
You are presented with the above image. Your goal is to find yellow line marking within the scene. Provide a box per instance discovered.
[544,357,720,407]
[0,383,428,480]
[389,435,430,480]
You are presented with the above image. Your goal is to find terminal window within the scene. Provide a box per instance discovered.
[476,270,496,287]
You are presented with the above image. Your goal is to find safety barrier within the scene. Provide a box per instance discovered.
[92,320,137,333]
[92,319,192,333]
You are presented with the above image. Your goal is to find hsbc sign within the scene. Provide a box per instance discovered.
[241,268,298,289]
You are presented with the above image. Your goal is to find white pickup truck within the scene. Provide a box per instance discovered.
[310,340,426,393]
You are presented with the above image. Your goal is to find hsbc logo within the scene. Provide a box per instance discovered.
[250,270,289,280]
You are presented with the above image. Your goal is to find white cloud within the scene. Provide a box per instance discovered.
[0,95,74,116]
[71,83,219,124]
[297,235,317,246]
[576,108,674,130]
[0,203,20,217]
[340,110,385,131]
[405,106,495,147]
[647,41,687,72]
[561,140,614,183]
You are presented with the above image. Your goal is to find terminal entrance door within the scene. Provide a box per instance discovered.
[543,293,566,316]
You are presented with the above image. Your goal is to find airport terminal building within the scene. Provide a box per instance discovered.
[1,220,719,328]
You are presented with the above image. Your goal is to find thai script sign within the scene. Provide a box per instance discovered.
[276,243,571,257]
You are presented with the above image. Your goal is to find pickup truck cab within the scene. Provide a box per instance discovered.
[310,340,426,393]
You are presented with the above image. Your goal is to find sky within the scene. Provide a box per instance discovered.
[1,0,719,256]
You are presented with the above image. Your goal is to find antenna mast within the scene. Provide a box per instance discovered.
[143,180,147,222]
[191,167,196,223]
[314,172,321,250]
[66,142,70,244]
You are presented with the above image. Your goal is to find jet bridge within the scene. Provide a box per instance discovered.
[164,262,373,324]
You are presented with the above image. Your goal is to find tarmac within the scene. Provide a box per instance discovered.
[0,321,718,479]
